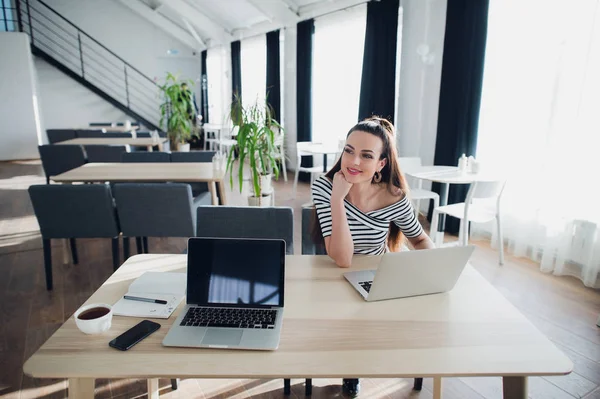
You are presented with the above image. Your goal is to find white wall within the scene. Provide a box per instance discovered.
[0,33,43,160]
[34,57,130,132]
[396,0,447,166]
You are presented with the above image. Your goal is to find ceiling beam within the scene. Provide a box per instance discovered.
[160,0,233,45]
[278,0,299,14]
[116,0,202,51]
[182,18,207,49]
[299,0,369,20]
[246,0,299,25]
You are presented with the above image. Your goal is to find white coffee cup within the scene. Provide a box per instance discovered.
[74,303,113,335]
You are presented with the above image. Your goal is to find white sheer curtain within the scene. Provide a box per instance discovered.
[312,5,367,144]
[206,47,225,125]
[474,0,600,287]
[241,35,267,108]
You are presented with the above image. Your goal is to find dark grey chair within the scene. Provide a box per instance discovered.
[113,183,211,257]
[46,129,77,144]
[196,206,293,254]
[89,122,112,127]
[28,184,121,290]
[38,145,87,184]
[171,151,216,197]
[301,205,327,255]
[121,152,170,163]
[84,145,128,163]
[195,205,301,393]
[103,132,131,138]
[77,129,105,138]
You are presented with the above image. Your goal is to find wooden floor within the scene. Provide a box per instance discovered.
[0,159,599,399]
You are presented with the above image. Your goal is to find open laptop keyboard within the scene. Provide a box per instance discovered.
[359,281,373,293]
[180,307,277,329]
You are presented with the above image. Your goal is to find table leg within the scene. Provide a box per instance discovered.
[147,145,154,152]
[503,376,527,399]
[437,183,450,245]
[209,182,218,205]
[323,154,328,172]
[63,239,70,265]
[433,377,442,399]
[147,378,159,399]
[158,143,164,152]
[217,180,227,205]
[69,378,94,399]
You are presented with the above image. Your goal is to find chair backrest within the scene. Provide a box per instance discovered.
[397,157,423,173]
[38,145,87,180]
[84,145,128,163]
[121,152,170,162]
[46,129,77,144]
[89,122,112,127]
[28,184,119,239]
[196,206,294,255]
[466,180,506,201]
[301,204,327,255]
[135,131,151,138]
[77,129,105,138]
[113,183,196,237]
[171,151,215,163]
[297,141,314,157]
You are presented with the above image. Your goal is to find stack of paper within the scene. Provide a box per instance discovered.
[112,272,186,319]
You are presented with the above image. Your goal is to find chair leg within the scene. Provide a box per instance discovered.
[143,237,149,253]
[305,378,312,396]
[283,378,291,395]
[413,377,423,391]
[293,164,300,196]
[43,239,53,291]
[123,237,130,260]
[497,216,504,265]
[69,238,78,264]
[458,219,465,245]
[170,378,179,390]
[430,209,440,246]
[281,154,288,182]
[111,237,120,271]
[136,237,143,254]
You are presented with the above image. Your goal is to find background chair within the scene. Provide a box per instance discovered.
[273,127,288,182]
[171,151,215,198]
[121,152,170,163]
[77,129,105,138]
[203,124,222,150]
[430,180,506,264]
[38,145,87,184]
[398,157,440,219]
[301,203,326,255]
[84,145,128,163]
[113,183,210,256]
[46,129,77,144]
[294,142,325,195]
[28,184,121,290]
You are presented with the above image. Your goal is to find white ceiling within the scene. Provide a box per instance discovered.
[123,0,370,50]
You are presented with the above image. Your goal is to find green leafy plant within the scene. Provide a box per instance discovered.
[159,73,195,147]
[226,95,282,198]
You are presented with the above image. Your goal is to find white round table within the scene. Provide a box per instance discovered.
[300,143,342,172]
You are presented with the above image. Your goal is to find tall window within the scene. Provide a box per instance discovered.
[206,47,225,125]
[1,0,15,32]
[241,35,267,108]
[312,5,367,144]
[475,0,600,287]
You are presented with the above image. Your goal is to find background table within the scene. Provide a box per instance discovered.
[58,137,167,152]
[23,254,572,399]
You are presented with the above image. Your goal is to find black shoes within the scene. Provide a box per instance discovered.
[342,378,360,396]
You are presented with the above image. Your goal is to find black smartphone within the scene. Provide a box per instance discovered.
[109,320,161,351]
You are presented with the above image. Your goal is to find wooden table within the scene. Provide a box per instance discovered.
[50,163,226,206]
[23,254,572,399]
[58,137,167,152]
[80,126,139,133]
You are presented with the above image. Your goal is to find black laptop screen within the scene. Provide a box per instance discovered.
[186,238,285,307]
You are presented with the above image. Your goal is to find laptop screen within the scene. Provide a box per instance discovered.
[186,237,285,308]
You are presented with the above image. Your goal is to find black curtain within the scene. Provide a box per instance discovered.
[297,19,314,180]
[358,0,400,123]
[200,50,209,123]
[430,0,490,234]
[231,40,242,102]
[266,29,281,122]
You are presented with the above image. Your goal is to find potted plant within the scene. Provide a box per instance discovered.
[159,72,196,151]
[226,95,282,206]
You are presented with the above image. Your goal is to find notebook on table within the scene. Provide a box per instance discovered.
[112,272,186,319]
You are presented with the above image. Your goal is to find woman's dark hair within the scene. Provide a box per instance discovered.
[311,116,410,252]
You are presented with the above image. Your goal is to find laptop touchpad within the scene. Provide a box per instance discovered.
[201,329,243,346]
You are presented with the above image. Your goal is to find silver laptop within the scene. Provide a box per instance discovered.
[162,237,285,350]
[344,246,475,301]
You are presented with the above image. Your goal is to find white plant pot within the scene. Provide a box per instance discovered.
[178,143,190,152]
[248,194,272,207]
[260,174,272,194]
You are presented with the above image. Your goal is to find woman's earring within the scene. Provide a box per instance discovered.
[373,171,382,183]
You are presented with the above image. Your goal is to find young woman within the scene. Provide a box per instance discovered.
[311,116,435,395]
